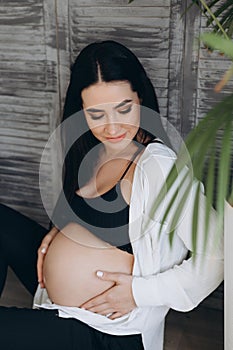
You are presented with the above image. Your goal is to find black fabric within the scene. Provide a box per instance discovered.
[68,148,143,254]
[0,307,143,350]
[0,203,48,295]
[0,203,143,349]
[70,184,133,254]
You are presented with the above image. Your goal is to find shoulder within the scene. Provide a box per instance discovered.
[133,142,177,198]
[139,142,176,175]
[145,141,176,159]
[131,142,177,214]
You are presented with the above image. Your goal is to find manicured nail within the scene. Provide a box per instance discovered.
[41,247,46,254]
[96,271,103,277]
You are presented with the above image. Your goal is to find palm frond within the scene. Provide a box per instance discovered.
[228,16,233,37]
[150,94,233,252]
[215,118,232,233]
[192,182,201,254]
[204,142,216,250]
[206,0,233,26]
[192,0,233,38]
[211,9,233,35]
[228,180,233,206]
[201,32,233,59]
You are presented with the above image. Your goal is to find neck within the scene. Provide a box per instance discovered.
[102,141,139,160]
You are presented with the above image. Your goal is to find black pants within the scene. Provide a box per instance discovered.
[0,204,143,350]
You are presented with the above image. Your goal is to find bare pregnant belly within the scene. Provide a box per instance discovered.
[43,223,134,307]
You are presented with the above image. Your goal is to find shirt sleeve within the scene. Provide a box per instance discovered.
[132,147,224,311]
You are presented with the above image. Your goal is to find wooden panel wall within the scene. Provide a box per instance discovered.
[0,0,229,310]
[0,0,61,227]
[0,0,232,235]
[196,15,233,120]
[69,0,171,118]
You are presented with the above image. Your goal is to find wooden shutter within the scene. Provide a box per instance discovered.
[0,0,228,310]
[68,0,171,119]
[0,0,62,227]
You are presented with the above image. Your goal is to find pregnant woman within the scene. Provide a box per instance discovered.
[0,41,223,350]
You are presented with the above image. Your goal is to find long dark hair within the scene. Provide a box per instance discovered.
[60,40,171,203]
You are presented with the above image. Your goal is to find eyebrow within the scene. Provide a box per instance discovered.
[86,99,133,113]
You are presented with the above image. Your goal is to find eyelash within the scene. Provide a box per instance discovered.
[90,114,104,120]
[89,106,132,120]
[119,106,132,114]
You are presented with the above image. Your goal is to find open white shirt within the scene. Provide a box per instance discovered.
[34,143,223,350]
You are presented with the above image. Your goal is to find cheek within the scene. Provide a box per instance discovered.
[131,125,140,137]
[84,115,100,133]
[128,109,140,130]
[89,125,104,138]
[124,123,139,138]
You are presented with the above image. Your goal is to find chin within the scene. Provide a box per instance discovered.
[105,138,133,152]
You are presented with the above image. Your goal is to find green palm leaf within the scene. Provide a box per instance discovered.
[228,179,233,205]
[206,0,233,26]
[192,182,201,256]
[204,142,216,250]
[150,94,233,252]
[215,119,232,234]
[201,33,233,59]
[192,0,233,38]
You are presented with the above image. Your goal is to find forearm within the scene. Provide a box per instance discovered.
[132,252,223,311]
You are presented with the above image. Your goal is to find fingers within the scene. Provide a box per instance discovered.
[84,303,112,315]
[80,292,107,310]
[37,246,47,288]
[81,272,135,320]
[109,312,122,320]
[36,236,53,288]
[82,300,121,318]
[96,270,122,284]
[36,227,59,289]
[80,289,125,318]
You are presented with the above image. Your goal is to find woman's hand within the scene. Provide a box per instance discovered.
[80,271,137,319]
[37,226,59,288]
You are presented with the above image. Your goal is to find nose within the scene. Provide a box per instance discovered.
[104,113,121,135]
[105,122,120,135]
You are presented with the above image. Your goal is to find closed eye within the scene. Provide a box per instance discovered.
[89,113,105,120]
[118,105,132,114]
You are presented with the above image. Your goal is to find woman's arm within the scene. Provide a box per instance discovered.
[132,178,224,311]
[37,225,59,288]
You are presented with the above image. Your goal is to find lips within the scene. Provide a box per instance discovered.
[106,132,127,142]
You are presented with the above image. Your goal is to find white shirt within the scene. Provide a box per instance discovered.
[34,143,223,350]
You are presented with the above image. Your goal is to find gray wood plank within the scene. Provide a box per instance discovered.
[74,6,170,18]
[72,16,170,28]
[0,0,55,227]
[74,0,170,6]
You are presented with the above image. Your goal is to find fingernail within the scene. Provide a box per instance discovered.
[96,271,103,277]
[41,247,46,254]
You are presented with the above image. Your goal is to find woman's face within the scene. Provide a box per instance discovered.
[81,81,140,154]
